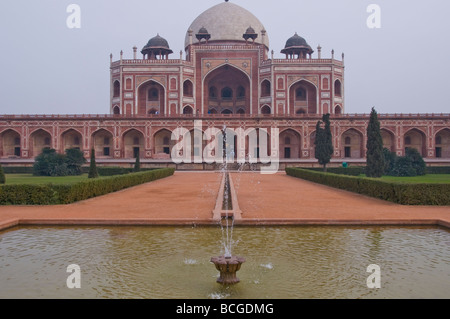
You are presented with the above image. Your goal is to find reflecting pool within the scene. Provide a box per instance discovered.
[0,225,449,299]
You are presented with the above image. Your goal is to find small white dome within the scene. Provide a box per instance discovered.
[185,1,269,49]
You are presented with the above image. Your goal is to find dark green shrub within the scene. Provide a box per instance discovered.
[391,156,416,177]
[366,107,385,178]
[88,149,99,179]
[405,148,426,176]
[385,148,426,177]
[65,148,87,175]
[314,114,333,172]
[33,148,68,176]
[383,148,397,175]
[134,152,141,172]
[33,148,86,177]
[0,165,5,184]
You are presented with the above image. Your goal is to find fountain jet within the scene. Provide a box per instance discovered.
[210,126,245,285]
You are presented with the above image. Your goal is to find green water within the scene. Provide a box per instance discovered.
[0,225,449,299]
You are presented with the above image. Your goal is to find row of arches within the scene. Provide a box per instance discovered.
[0,129,145,159]
[152,127,450,160]
[0,128,450,159]
[3,127,448,160]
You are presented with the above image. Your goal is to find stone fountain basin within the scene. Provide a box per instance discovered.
[210,256,246,285]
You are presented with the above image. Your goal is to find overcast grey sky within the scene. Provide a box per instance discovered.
[0,0,449,115]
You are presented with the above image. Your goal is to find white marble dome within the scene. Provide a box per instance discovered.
[185,1,269,49]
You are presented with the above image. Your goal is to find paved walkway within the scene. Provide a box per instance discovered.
[0,171,449,231]
[232,172,450,227]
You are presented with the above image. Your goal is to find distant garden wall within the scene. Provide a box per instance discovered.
[285,167,450,206]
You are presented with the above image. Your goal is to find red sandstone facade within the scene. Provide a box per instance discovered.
[0,2,449,168]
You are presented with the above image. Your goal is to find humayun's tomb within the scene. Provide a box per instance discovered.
[0,1,449,169]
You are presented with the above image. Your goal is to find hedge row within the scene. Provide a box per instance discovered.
[84,167,157,176]
[0,168,175,205]
[2,166,34,174]
[303,167,365,176]
[285,167,450,206]
[426,166,450,174]
[1,166,157,176]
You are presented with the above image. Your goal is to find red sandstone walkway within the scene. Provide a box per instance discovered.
[0,172,221,229]
[0,171,449,231]
[232,172,450,227]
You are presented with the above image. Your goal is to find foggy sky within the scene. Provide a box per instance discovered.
[0,0,449,115]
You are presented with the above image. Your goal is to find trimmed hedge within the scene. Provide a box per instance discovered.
[286,167,450,206]
[2,166,34,174]
[2,166,157,176]
[0,168,175,205]
[426,166,450,174]
[303,167,364,176]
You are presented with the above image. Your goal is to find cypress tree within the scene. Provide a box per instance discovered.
[134,151,141,172]
[88,148,99,179]
[314,114,334,172]
[0,164,5,184]
[366,107,385,177]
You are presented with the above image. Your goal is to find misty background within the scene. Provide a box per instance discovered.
[0,0,448,115]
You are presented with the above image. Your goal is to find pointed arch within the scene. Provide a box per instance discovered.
[91,128,114,158]
[435,128,450,158]
[136,79,166,116]
[261,79,271,97]
[123,128,145,158]
[341,128,364,158]
[334,79,342,97]
[288,79,318,115]
[203,63,251,115]
[183,105,194,115]
[183,79,194,97]
[279,129,301,159]
[1,129,21,158]
[153,128,174,158]
[113,80,120,98]
[30,129,52,157]
[404,128,426,156]
[112,105,121,115]
[61,129,83,153]
[380,128,395,153]
[261,105,271,115]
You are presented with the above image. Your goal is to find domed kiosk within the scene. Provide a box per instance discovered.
[141,34,173,60]
[281,33,314,59]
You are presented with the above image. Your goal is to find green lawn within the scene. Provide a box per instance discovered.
[4,174,90,185]
[366,174,450,184]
